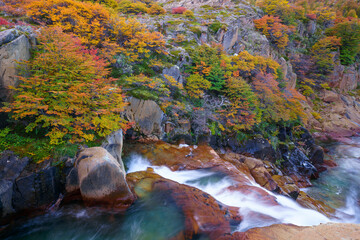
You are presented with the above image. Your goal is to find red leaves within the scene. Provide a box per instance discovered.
[253,73,306,122]
[306,14,317,20]
[0,17,14,26]
[171,7,187,14]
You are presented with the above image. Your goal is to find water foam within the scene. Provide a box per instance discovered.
[126,154,333,231]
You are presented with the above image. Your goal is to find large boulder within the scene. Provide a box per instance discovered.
[238,138,278,162]
[67,147,133,205]
[329,64,359,92]
[283,147,317,177]
[0,151,65,221]
[279,57,297,89]
[124,97,165,139]
[0,180,13,217]
[243,157,279,192]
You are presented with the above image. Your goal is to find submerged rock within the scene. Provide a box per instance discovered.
[127,170,242,240]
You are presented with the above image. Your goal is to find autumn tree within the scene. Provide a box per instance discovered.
[117,0,148,14]
[185,74,211,99]
[252,73,306,123]
[326,20,360,65]
[290,54,316,96]
[27,0,113,47]
[189,44,226,92]
[257,0,291,18]
[220,77,260,132]
[311,36,341,74]
[148,4,166,15]
[88,0,120,9]
[229,51,280,79]
[254,15,292,49]
[1,27,129,144]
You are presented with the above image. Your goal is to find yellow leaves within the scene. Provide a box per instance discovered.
[47,128,67,145]
[257,0,291,16]
[1,27,129,144]
[164,74,184,90]
[185,74,211,99]
[230,51,280,76]
[313,7,336,23]
[27,0,112,47]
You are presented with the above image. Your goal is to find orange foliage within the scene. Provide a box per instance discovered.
[0,0,33,16]
[148,4,166,15]
[26,0,165,61]
[254,15,291,49]
[253,73,306,123]
[1,27,129,144]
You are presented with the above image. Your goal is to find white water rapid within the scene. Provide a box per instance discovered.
[126,152,339,232]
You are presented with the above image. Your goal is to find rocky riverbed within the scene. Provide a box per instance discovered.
[1,133,360,239]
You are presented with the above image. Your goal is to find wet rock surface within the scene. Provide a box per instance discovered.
[0,151,64,222]
[127,170,241,240]
[124,141,336,217]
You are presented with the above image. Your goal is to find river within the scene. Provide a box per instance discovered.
[2,139,360,239]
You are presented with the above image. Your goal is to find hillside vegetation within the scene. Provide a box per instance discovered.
[0,0,359,161]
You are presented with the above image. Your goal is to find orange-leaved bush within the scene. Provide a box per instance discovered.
[254,15,292,49]
[1,27,129,144]
[26,0,166,62]
[27,0,112,47]
[229,51,280,78]
[0,0,33,16]
[253,73,306,123]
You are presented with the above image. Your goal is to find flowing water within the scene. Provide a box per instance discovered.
[305,137,360,223]
[2,140,360,239]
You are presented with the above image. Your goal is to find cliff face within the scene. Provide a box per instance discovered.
[329,64,360,92]
[156,0,236,10]
[0,29,31,103]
